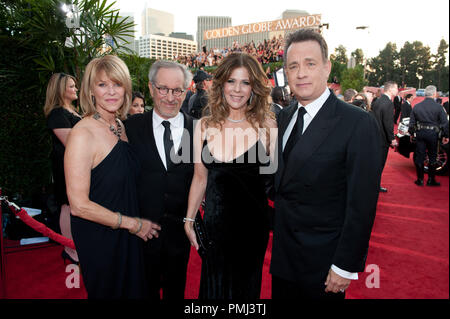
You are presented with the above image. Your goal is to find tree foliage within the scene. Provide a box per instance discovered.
[340,65,367,93]
[0,0,141,198]
[366,39,448,91]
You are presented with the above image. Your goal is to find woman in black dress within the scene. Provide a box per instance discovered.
[184,53,277,299]
[64,55,161,298]
[44,73,81,264]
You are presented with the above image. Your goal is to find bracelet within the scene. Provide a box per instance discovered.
[183,217,195,223]
[111,212,122,229]
[129,217,143,234]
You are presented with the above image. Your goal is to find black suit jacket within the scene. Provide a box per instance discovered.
[371,94,395,147]
[270,91,382,284]
[270,103,282,119]
[124,110,194,254]
[400,101,412,121]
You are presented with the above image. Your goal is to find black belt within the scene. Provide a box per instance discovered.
[417,124,439,132]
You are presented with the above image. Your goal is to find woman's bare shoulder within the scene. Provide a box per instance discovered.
[68,117,96,145]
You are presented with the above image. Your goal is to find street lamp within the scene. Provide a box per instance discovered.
[417,73,423,89]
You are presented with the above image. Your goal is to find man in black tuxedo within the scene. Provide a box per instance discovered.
[270,29,382,299]
[124,61,194,299]
[371,81,399,192]
[270,86,290,119]
[400,94,414,121]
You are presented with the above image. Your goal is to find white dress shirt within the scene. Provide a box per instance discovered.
[282,87,358,280]
[152,111,184,170]
[282,88,330,150]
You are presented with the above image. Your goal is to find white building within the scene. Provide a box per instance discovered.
[138,34,197,60]
[141,7,174,36]
[197,16,231,51]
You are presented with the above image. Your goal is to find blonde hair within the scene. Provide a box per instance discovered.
[204,52,273,132]
[43,73,77,117]
[79,55,132,120]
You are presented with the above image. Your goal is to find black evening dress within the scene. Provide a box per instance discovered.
[71,140,148,298]
[47,107,81,206]
[199,139,270,299]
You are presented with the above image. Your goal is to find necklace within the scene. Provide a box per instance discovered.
[93,112,122,138]
[226,117,246,123]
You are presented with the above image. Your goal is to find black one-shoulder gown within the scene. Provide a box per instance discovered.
[71,140,147,298]
[199,139,270,299]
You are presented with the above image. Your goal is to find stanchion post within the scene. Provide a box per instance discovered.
[0,187,6,298]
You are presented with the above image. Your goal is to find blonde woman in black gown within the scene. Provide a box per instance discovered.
[64,55,161,298]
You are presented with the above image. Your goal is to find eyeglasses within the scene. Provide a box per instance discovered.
[153,84,185,97]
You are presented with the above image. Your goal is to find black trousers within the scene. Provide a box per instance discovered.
[272,275,345,300]
[143,226,191,300]
[381,145,389,172]
[414,130,439,166]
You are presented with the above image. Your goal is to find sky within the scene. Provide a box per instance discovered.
[111,0,450,60]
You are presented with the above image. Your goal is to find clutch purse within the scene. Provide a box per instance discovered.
[194,213,213,257]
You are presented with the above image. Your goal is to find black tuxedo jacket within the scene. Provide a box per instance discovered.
[270,91,382,284]
[371,94,395,147]
[400,101,412,121]
[124,110,194,254]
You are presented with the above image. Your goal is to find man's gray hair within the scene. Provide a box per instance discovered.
[424,85,437,97]
[148,60,193,90]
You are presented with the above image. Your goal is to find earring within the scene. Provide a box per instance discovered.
[248,91,254,105]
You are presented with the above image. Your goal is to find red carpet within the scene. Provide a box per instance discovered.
[2,148,448,299]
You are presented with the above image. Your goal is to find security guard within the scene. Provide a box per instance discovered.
[409,85,449,186]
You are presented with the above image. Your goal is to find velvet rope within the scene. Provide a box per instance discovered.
[5,201,76,250]
[3,198,274,251]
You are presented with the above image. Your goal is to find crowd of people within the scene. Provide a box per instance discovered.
[176,35,284,70]
[42,28,449,300]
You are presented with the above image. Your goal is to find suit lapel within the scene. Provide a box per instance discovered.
[280,93,341,188]
[145,109,167,171]
[275,101,298,191]
[169,111,192,170]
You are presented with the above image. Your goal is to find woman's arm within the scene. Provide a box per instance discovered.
[261,117,278,160]
[184,119,209,250]
[64,126,159,241]
[53,128,72,146]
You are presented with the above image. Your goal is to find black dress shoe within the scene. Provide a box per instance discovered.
[379,187,388,193]
[414,179,424,186]
[427,179,440,187]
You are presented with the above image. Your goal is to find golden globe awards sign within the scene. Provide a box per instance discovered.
[203,14,322,40]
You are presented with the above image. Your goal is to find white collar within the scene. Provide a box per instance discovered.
[153,110,184,128]
[297,87,330,118]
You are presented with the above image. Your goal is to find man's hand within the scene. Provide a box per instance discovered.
[391,139,398,147]
[324,268,351,294]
